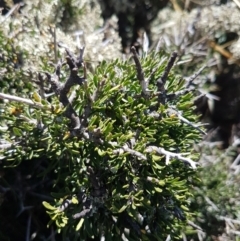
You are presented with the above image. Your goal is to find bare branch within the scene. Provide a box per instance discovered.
[187,220,203,231]
[0,3,23,24]
[113,144,147,160]
[0,143,12,149]
[53,27,57,64]
[186,64,206,87]
[165,235,171,241]
[78,46,85,64]
[0,92,46,109]
[73,208,91,219]
[145,146,199,169]
[168,108,206,135]
[45,47,87,129]
[58,198,73,212]
[159,51,178,85]
[219,216,240,225]
[157,52,178,104]
[0,140,20,151]
[233,0,240,9]
[25,213,32,241]
[142,32,149,54]
[131,46,149,95]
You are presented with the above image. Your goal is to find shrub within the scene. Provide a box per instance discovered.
[0,1,204,240]
[0,42,203,240]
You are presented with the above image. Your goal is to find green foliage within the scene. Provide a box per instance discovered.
[0,1,207,240]
[1,46,202,240]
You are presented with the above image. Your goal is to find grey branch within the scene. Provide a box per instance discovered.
[58,198,72,212]
[25,213,32,241]
[168,107,206,135]
[113,144,147,160]
[0,92,45,109]
[73,208,91,219]
[186,64,206,87]
[187,220,203,231]
[131,46,149,96]
[145,146,199,169]
[45,47,87,129]
[165,235,171,241]
[0,143,12,149]
[0,3,23,24]
[157,52,178,104]
[159,52,178,85]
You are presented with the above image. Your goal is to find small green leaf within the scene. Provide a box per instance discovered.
[118,204,128,213]
[29,150,33,159]
[32,91,42,102]
[154,187,163,193]
[43,201,56,211]
[13,127,22,136]
[108,85,121,93]
[97,148,106,156]
[72,196,78,204]
[152,155,161,161]
[158,180,165,186]
[76,218,84,231]
[51,213,59,221]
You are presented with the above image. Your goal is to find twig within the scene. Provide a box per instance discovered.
[145,146,199,169]
[0,92,45,109]
[228,230,240,236]
[204,196,219,211]
[165,235,171,241]
[0,3,23,24]
[73,208,91,219]
[219,216,240,225]
[58,198,73,212]
[73,30,83,49]
[186,65,206,87]
[155,37,163,52]
[194,90,220,102]
[231,154,240,168]
[168,108,206,135]
[187,220,203,231]
[25,213,32,241]
[131,46,149,96]
[100,232,105,241]
[113,144,147,161]
[157,52,178,104]
[0,143,12,149]
[142,32,149,54]
[45,47,86,129]
[16,202,33,217]
[182,233,187,241]
[78,46,85,64]
[53,26,57,64]
[233,0,240,9]
[160,52,178,85]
